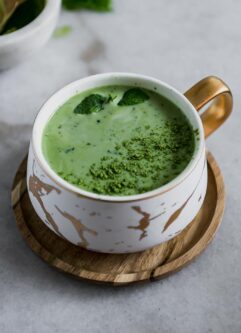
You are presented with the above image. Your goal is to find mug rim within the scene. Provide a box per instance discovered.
[31,72,205,203]
[0,0,61,45]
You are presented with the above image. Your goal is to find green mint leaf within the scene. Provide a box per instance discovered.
[118,88,149,106]
[74,94,109,115]
[106,94,117,103]
[62,0,112,11]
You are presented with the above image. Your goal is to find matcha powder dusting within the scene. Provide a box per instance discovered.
[81,121,195,195]
[58,120,195,196]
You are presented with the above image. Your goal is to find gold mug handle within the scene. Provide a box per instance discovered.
[184,76,233,138]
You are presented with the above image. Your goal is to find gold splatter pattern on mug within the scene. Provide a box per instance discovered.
[128,206,166,240]
[162,161,206,233]
[128,206,150,240]
[28,162,64,239]
[55,206,97,248]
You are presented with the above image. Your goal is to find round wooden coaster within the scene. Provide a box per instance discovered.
[11,152,225,286]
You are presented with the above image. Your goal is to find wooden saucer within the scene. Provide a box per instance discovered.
[11,152,225,286]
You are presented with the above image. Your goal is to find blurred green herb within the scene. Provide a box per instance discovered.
[74,94,112,115]
[118,88,149,106]
[54,25,72,38]
[62,0,112,11]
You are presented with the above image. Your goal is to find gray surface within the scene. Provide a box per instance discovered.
[0,1,241,332]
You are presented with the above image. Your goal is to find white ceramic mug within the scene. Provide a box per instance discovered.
[27,73,232,253]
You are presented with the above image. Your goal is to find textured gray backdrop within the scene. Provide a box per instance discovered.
[0,1,240,332]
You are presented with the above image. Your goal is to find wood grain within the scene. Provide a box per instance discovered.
[11,152,225,286]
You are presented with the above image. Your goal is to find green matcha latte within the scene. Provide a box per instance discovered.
[42,86,196,196]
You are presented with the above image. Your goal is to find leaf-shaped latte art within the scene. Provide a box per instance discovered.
[0,0,26,33]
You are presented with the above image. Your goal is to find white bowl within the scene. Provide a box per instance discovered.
[0,0,61,70]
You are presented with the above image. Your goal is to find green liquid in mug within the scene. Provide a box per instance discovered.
[42,86,196,196]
